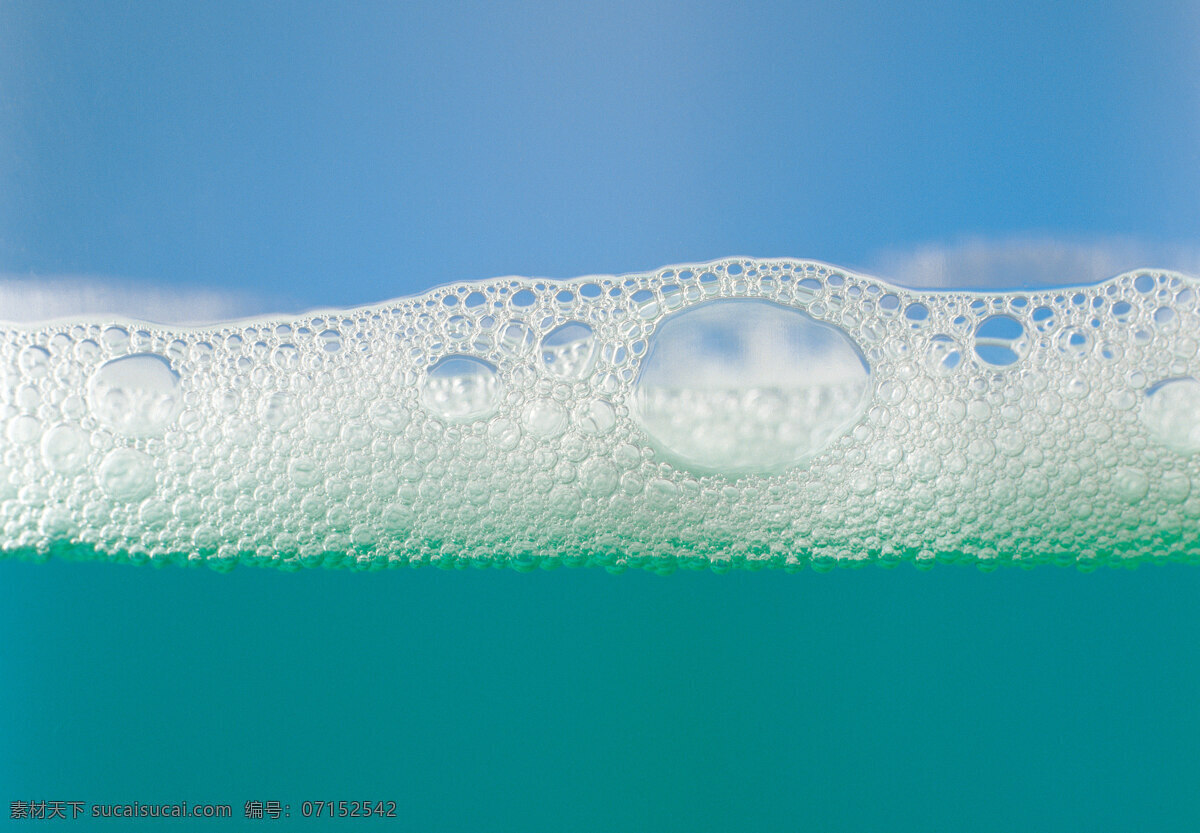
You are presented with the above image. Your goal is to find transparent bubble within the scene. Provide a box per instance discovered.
[1161,471,1191,504]
[523,399,568,439]
[1113,467,1149,503]
[1141,377,1200,454]
[18,345,52,378]
[7,415,42,445]
[369,400,411,434]
[540,322,597,380]
[41,424,90,474]
[497,321,535,359]
[904,302,929,327]
[487,417,521,451]
[572,399,616,435]
[259,392,300,431]
[319,329,342,353]
[87,353,183,438]
[272,344,300,370]
[925,335,962,376]
[973,315,1028,367]
[632,300,870,476]
[98,448,156,501]
[420,356,502,422]
[580,459,619,497]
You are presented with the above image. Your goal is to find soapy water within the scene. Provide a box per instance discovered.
[2,257,1200,573]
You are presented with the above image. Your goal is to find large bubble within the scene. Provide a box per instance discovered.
[420,356,502,422]
[87,353,183,437]
[632,300,870,475]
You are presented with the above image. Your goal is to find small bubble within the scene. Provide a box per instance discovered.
[381,503,415,534]
[212,389,240,414]
[18,346,51,378]
[572,399,616,435]
[497,320,535,359]
[1112,467,1149,503]
[369,400,411,434]
[541,322,598,380]
[973,315,1028,367]
[7,414,42,445]
[1056,328,1091,359]
[523,399,568,439]
[1153,306,1177,331]
[966,438,996,464]
[1031,306,1056,333]
[289,457,320,487]
[38,505,73,538]
[258,392,300,431]
[645,478,678,508]
[487,417,521,451]
[581,459,619,497]
[1141,377,1200,454]
[272,344,300,369]
[101,326,131,353]
[41,424,90,473]
[420,356,501,423]
[74,339,102,363]
[98,448,155,501]
[1161,471,1191,504]
[138,498,171,528]
[340,421,372,449]
[925,335,962,375]
[904,302,929,327]
[319,329,342,353]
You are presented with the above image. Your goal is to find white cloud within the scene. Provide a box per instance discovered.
[864,236,1200,289]
[0,274,295,325]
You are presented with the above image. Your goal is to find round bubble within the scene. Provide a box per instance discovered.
[18,345,52,378]
[573,399,616,435]
[87,353,183,438]
[1141,377,1200,454]
[420,356,502,422]
[369,400,411,434]
[98,448,156,501]
[523,399,568,438]
[1113,467,1149,503]
[540,322,598,380]
[41,424,90,474]
[258,392,300,431]
[632,299,870,476]
[973,315,1028,367]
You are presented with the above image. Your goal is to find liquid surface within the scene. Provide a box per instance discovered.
[2,257,1199,572]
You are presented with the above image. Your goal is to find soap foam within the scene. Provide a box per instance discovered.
[2,258,1199,572]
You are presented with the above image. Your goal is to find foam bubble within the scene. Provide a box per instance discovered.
[420,356,502,422]
[1,257,1198,571]
[1141,377,1200,455]
[631,300,870,475]
[541,322,598,380]
[87,353,183,438]
[97,448,155,501]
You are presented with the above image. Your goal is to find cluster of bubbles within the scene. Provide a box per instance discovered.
[2,258,1200,572]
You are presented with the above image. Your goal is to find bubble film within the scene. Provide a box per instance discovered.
[3,258,1200,573]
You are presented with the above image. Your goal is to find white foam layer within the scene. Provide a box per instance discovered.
[2,258,1199,572]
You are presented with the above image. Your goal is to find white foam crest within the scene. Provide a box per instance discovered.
[2,257,1200,573]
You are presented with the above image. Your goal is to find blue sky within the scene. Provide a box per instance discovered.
[2,1,1198,315]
